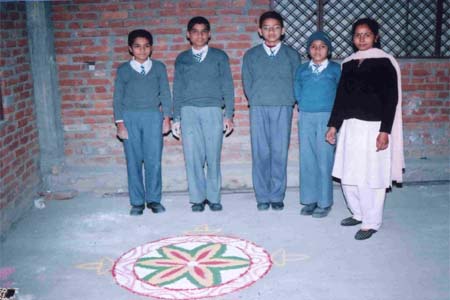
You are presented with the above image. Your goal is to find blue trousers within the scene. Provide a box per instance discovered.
[298,111,335,208]
[181,106,223,204]
[250,106,293,203]
[123,111,163,207]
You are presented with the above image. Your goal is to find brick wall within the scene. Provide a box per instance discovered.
[401,61,449,158]
[49,0,449,191]
[0,2,41,236]
[52,0,269,169]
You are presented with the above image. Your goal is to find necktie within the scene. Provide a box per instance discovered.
[312,64,320,74]
[269,48,276,58]
[140,65,145,75]
[193,52,202,63]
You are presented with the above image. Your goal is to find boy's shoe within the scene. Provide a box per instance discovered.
[146,202,166,214]
[340,217,362,226]
[271,202,284,211]
[257,203,270,211]
[300,203,317,215]
[312,206,331,218]
[355,229,377,240]
[204,199,222,211]
[191,202,205,212]
[130,205,145,216]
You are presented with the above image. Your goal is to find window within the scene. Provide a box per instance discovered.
[272,0,449,58]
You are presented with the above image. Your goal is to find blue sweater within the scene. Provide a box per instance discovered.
[172,47,235,121]
[242,44,301,106]
[294,61,341,112]
[113,60,172,121]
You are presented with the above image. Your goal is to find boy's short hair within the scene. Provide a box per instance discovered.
[128,29,153,47]
[187,16,210,31]
[259,11,284,28]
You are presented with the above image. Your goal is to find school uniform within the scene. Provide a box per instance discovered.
[113,58,172,207]
[242,43,301,204]
[328,48,404,230]
[294,59,341,209]
[173,46,234,204]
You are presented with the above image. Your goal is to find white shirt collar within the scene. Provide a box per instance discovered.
[309,59,329,73]
[192,45,208,62]
[262,42,281,56]
[130,58,152,75]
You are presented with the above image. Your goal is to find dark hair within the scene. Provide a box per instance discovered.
[352,18,381,50]
[259,11,284,28]
[128,29,153,47]
[187,16,210,31]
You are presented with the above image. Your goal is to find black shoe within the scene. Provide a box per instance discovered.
[271,202,284,211]
[191,202,205,212]
[204,199,222,211]
[130,205,144,216]
[257,203,270,211]
[300,203,317,215]
[355,229,377,240]
[340,217,362,226]
[146,202,166,214]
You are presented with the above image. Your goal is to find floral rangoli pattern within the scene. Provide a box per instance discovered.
[112,235,272,299]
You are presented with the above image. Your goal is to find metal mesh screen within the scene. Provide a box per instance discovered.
[272,0,447,58]
[442,0,450,56]
[274,0,317,57]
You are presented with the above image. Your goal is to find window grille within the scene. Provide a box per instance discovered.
[441,0,449,56]
[272,0,448,58]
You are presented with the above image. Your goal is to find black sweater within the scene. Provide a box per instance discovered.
[327,57,398,133]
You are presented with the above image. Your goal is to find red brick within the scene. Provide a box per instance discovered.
[87,79,110,85]
[101,11,128,20]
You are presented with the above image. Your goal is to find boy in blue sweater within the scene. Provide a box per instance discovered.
[172,16,234,212]
[294,31,341,218]
[242,11,301,211]
[113,29,172,216]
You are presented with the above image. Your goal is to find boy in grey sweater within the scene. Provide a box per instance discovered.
[172,16,234,212]
[113,29,172,215]
[242,11,301,211]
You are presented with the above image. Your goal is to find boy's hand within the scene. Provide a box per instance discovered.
[325,127,337,145]
[376,132,389,151]
[162,117,171,135]
[171,122,181,139]
[116,122,128,140]
[223,118,234,137]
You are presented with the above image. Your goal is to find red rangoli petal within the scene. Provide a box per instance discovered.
[193,266,205,279]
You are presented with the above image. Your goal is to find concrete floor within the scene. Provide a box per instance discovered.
[0,184,449,300]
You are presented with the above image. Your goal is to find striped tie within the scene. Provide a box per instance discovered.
[269,48,276,58]
[193,52,202,63]
[140,65,145,75]
[312,64,320,74]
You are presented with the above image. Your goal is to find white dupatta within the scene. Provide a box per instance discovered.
[342,48,405,183]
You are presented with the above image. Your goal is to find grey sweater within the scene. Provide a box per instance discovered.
[172,47,235,121]
[113,60,172,122]
[242,44,301,106]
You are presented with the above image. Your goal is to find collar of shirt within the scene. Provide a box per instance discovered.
[192,45,209,62]
[309,59,329,73]
[263,42,281,56]
[130,58,152,74]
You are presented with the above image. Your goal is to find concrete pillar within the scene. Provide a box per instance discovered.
[25,2,64,188]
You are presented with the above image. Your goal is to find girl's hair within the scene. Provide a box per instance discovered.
[351,18,381,51]
[128,29,153,47]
